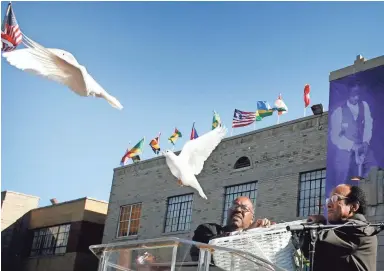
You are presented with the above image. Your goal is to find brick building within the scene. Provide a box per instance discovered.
[1,195,108,271]
[103,113,329,251]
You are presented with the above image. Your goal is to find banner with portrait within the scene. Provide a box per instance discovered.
[326,65,384,196]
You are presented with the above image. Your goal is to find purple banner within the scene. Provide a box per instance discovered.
[326,65,384,197]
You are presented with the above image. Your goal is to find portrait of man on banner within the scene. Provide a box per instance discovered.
[327,65,384,195]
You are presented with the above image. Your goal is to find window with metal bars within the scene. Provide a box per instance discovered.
[298,169,326,217]
[234,156,251,169]
[117,203,142,238]
[30,224,70,257]
[222,181,257,225]
[164,194,193,233]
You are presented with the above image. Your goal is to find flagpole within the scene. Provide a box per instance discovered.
[253,121,256,131]
[141,137,146,160]
[231,127,233,137]
[126,141,131,166]
[304,107,306,117]
[277,114,280,124]
[157,132,161,156]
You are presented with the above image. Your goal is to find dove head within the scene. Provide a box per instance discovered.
[162,150,176,159]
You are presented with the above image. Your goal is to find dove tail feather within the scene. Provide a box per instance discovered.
[98,92,123,110]
[198,190,208,200]
[197,188,208,200]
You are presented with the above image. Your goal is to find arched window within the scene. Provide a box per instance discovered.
[234,156,251,169]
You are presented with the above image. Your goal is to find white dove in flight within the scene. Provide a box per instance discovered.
[163,125,228,199]
[2,34,123,110]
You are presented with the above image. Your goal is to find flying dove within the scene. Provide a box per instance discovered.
[163,125,227,199]
[2,34,123,110]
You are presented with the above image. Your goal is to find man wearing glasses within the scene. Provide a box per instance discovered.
[189,196,273,261]
[302,184,378,271]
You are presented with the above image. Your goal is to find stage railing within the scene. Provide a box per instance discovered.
[89,237,287,271]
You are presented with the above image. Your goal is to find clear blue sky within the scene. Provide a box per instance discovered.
[2,1,383,207]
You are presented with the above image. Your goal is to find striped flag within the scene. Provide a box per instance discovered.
[1,3,22,52]
[190,123,199,140]
[274,94,288,116]
[304,84,310,108]
[257,101,274,118]
[212,111,221,130]
[168,128,182,145]
[232,109,256,128]
[120,138,145,166]
[149,133,161,155]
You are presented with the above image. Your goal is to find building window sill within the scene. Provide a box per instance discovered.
[233,166,251,172]
[161,230,191,236]
[29,253,66,259]
[114,235,138,241]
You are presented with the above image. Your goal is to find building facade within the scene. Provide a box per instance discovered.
[1,195,108,271]
[103,114,328,252]
[1,191,40,271]
[103,109,383,269]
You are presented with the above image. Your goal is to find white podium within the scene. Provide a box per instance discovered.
[89,237,287,271]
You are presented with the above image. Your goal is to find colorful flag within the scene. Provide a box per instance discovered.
[190,123,199,140]
[255,110,262,121]
[168,128,182,145]
[274,94,288,116]
[304,84,310,108]
[232,109,256,128]
[1,3,22,52]
[149,133,161,154]
[120,138,145,166]
[132,155,141,163]
[257,101,274,118]
[212,110,221,130]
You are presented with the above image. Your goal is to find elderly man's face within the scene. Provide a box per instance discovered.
[226,196,254,230]
[348,86,360,105]
[327,185,354,224]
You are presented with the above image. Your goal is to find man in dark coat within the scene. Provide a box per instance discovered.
[189,196,273,261]
[302,184,378,271]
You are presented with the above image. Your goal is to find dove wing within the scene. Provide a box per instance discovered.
[2,35,87,96]
[179,126,227,175]
[166,160,180,178]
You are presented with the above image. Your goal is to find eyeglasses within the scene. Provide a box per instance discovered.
[326,194,348,205]
[229,203,253,214]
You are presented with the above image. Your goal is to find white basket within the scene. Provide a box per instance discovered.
[208,220,306,271]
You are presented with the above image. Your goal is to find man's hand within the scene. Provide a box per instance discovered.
[247,218,276,229]
[352,143,361,153]
[307,215,326,224]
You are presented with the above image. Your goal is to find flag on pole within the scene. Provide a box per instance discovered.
[255,110,262,121]
[257,101,274,118]
[149,133,161,155]
[1,3,22,52]
[168,128,182,145]
[190,123,199,140]
[304,84,311,108]
[232,109,257,128]
[212,110,221,130]
[120,138,145,166]
[274,94,288,116]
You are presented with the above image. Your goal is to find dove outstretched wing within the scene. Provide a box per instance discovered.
[2,35,87,96]
[179,126,227,176]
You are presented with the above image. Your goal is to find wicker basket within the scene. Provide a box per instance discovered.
[208,220,306,271]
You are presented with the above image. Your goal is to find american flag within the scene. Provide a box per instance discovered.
[232,109,256,128]
[1,3,22,52]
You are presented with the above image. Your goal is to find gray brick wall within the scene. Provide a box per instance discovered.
[103,114,328,243]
